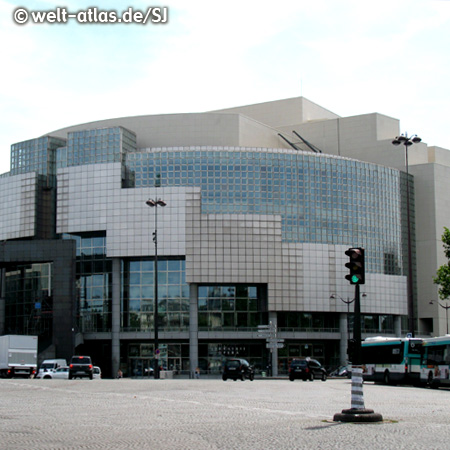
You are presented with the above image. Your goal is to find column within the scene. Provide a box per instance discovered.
[339,313,348,366]
[111,258,121,378]
[189,283,198,378]
[0,269,5,335]
[269,311,278,377]
[394,316,402,337]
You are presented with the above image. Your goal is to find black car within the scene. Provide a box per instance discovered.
[289,358,327,381]
[69,356,93,380]
[222,358,255,381]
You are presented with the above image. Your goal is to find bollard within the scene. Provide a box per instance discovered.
[333,365,383,423]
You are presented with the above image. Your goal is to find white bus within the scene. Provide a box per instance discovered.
[361,336,423,385]
[421,336,450,388]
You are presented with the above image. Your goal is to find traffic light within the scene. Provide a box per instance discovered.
[345,247,365,285]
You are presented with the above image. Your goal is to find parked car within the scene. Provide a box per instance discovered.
[36,359,67,379]
[289,358,327,381]
[329,365,349,378]
[69,356,93,380]
[93,366,102,379]
[36,366,69,379]
[222,358,254,381]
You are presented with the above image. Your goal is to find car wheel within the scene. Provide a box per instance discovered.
[222,374,227,381]
[289,376,295,382]
[68,374,73,380]
[322,372,327,382]
[384,370,390,385]
[43,375,51,379]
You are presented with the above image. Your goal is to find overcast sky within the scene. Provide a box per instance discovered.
[1,0,449,174]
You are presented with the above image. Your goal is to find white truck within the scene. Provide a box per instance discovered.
[0,335,38,378]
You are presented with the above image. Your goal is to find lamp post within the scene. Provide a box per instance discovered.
[146,198,167,379]
[429,300,450,335]
[330,294,354,336]
[392,133,421,337]
[330,293,367,347]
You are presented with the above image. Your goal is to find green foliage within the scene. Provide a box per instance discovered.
[434,227,450,300]
[441,227,450,260]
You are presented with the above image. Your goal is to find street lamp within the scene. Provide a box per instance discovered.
[392,133,421,337]
[429,300,450,335]
[330,293,367,335]
[146,198,167,379]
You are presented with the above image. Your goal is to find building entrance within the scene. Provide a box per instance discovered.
[129,357,154,378]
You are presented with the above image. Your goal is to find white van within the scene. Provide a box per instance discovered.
[36,359,67,378]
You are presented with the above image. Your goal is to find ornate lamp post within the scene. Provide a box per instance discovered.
[392,133,421,337]
[146,198,166,379]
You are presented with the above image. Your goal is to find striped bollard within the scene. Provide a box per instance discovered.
[333,365,383,423]
[351,366,365,409]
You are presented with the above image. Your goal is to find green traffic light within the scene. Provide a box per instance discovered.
[351,275,360,283]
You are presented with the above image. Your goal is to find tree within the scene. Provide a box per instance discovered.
[434,227,450,300]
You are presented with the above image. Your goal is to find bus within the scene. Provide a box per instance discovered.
[361,336,423,385]
[420,336,450,388]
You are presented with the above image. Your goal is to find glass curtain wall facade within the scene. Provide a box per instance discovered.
[11,136,67,181]
[121,259,189,332]
[56,127,137,169]
[126,149,405,275]
[67,233,113,333]
[2,120,412,376]
[4,263,53,338]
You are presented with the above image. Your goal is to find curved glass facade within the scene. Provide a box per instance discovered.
[126,148,407,275]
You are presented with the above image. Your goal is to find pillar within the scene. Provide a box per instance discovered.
[339,313,348,366]
[269,311,278,377]
[111,258,121,378]
[394,315,402,337]
[189,283,199,378]
[0,269,5,335]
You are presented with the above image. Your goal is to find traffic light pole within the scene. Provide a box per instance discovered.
[353,284,361,366]
[334,248,382,423]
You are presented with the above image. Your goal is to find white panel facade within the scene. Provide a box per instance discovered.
[186,207,407,315]
[57,163,191,258]
[0,173,37,240]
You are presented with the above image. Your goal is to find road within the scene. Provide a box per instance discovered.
[1,377,449,449]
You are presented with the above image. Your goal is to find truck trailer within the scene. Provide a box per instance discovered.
[0,335,38,378]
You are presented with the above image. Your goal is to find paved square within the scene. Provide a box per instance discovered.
[1,378,449,449]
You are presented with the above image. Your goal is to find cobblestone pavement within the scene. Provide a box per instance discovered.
[1,377,450,449]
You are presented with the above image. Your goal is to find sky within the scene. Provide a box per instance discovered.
[1,0,449,174]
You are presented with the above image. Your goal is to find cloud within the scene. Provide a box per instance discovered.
[0,0,449,175]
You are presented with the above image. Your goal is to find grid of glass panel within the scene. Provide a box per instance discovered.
[198,285,267,330]
[124,342,190,376]
[126,148,407,274]
[4,263,53,337]
[11,136,66,182]
[56,127,137,169]
[121,259,189,332]
[65,233,112,332]
[199,342,266,375]
[277,312,339,332]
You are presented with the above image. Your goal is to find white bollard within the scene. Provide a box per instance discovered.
[350,366,365,410]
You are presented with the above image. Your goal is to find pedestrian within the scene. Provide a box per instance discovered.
[195,367,200,379]
[117,369,123,379]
